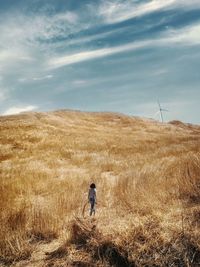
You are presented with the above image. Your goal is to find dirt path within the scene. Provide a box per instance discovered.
[10,216,99,267]
[13,240,60,267]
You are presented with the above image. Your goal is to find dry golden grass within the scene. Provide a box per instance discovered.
[0,110,200,266]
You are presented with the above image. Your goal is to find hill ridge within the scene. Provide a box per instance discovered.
[0,108,200,266]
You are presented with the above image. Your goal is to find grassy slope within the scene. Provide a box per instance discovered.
[0,110,200,266]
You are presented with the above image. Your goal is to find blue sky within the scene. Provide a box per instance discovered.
[0,0,200,123]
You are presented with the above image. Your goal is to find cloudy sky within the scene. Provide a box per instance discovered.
[0,0,200,123]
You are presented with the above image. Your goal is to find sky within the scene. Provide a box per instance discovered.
[0,0,200,123]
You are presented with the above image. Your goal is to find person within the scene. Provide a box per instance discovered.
[88,183,97,216]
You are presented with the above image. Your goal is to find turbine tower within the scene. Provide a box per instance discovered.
[155,100,168,123]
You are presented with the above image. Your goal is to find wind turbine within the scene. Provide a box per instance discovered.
[155,100,169,123]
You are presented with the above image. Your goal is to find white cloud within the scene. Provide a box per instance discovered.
[1,0,198,74]
[47,23,200,69]
[48,40,152,68]
[152,69,168,76]
[0,10,80,76]
[57,12,78,24]
[0,49,33,63]
[164,24,200,45]
[32,75,53,81]
[0,11,79,47]
[99,0,175,24]
[2,105,37,115]
[72,80,89,87]
[18,78,27,82]
[0,8,82,106]
[18,75,53,83]
[99,0,200,24]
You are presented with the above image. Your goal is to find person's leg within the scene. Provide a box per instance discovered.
[93,201,96,215]
[91,198,95,215]
[90,198,95,216]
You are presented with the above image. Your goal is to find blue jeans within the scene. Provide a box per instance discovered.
[89,197,95,216]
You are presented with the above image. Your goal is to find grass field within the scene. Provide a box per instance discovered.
[0,110,200,266]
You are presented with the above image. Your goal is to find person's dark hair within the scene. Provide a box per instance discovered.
[90,183,96,188]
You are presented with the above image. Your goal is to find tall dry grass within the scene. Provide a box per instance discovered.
[0,110,200,266]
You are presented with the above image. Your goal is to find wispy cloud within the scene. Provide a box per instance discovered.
[165,24,200,45]
[0,50,32,61]
[2,105,38,116]
[99,0,200,24]
[72,80,89,86]
[0,9,80,74]
[47,23,200,69]
[0,10,79,46]
[47,40,152,69]
[99,0,175,24]
[32,75,53,81]
[18,75,54,82]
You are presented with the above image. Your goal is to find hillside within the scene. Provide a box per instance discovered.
[0,110,200,267]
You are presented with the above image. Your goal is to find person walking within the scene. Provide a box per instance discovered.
[88,183,97,216]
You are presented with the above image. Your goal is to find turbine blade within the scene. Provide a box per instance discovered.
[157,100,161,109]
[154,111,160,117]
